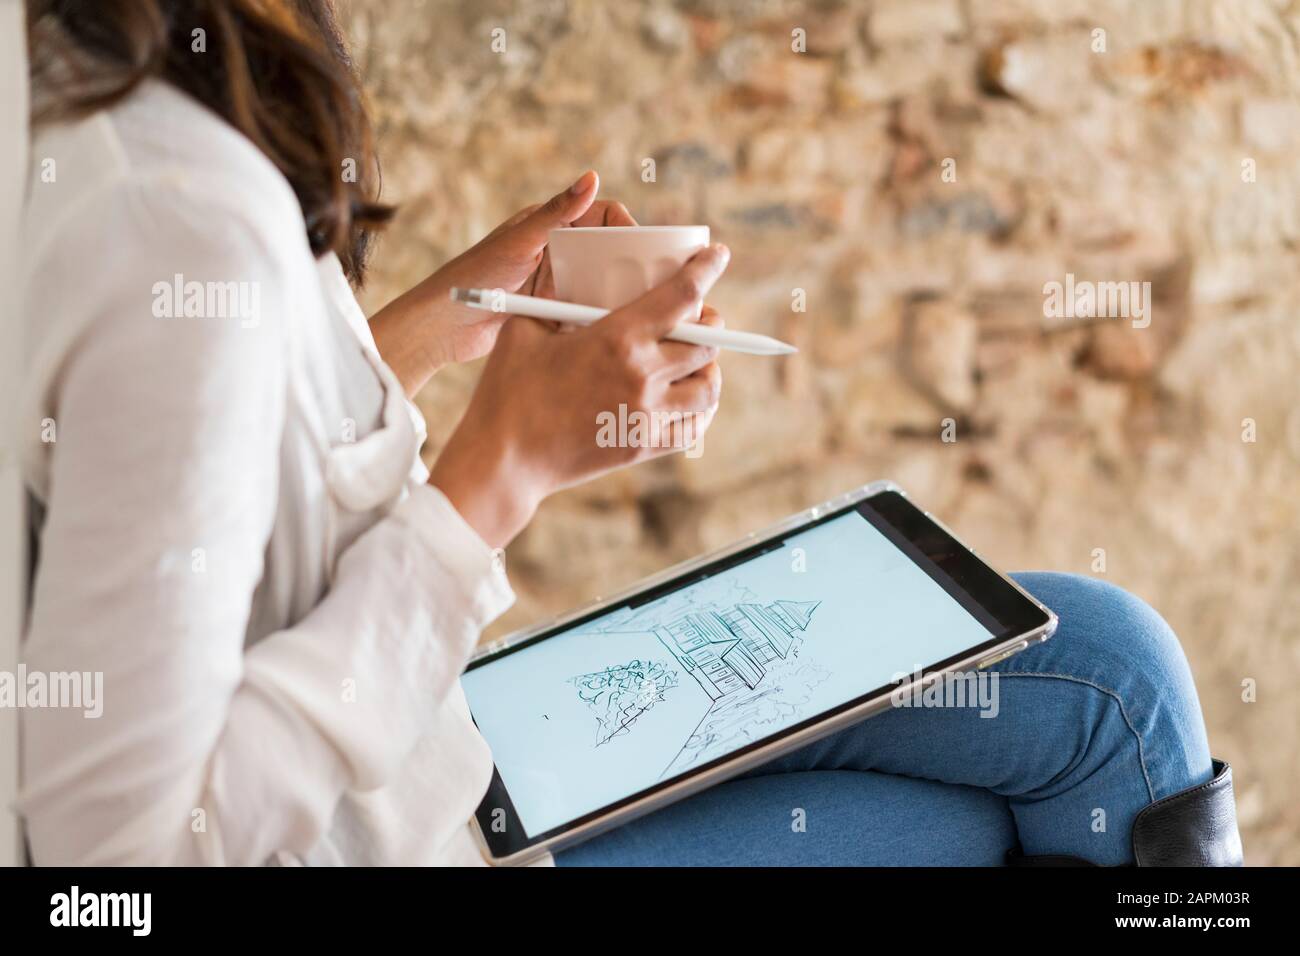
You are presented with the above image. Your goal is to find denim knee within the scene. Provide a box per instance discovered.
[1008,571,1213,800]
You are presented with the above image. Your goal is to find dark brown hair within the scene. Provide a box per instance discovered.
[26,0,393,283]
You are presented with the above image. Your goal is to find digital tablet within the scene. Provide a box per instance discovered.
[461,481,1057,864]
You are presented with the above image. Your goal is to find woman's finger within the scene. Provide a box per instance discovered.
[663,361,722,413]
[654,341,718,381]
[608,244,731,341]
[698,304,724,328]
[567,199,638,229]
[530,251,554,298]
[665,401,716,451]
[486,203,540,241]
[511,171,599,248]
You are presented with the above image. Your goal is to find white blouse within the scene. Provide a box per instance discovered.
[18,80,516,865]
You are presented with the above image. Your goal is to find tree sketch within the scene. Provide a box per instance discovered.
[569,658,679,746]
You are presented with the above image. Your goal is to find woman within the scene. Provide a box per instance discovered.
[14,0,1239,866]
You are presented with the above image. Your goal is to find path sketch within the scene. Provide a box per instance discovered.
[567,577,826,778]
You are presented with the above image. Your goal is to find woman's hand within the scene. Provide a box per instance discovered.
[430,244,730,549]
[370,170,636,396]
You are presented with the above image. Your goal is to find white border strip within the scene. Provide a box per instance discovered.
[0,0,30,867]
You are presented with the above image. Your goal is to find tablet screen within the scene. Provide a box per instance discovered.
[462,493,1031,844]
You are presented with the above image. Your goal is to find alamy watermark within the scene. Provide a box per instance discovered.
[1042,273,1151,329]
[596,403,705,459]
[1,666,103,718]
[50,886,150,936]
[152,273,261,329]
[890,667,1000,718]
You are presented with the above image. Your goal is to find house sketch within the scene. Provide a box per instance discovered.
[653,600,821,704]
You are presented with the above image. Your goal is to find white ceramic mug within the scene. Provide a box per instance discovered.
[547,225,710,311]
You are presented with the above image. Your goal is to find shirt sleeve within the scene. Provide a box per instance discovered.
[19,178,513,865]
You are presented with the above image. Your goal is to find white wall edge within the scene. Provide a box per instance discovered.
[1,0,30,867]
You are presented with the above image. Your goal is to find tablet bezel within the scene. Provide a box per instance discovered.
[464,480,1057,865]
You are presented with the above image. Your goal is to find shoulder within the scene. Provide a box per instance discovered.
[25,79,313,286]
[21,80,331,373]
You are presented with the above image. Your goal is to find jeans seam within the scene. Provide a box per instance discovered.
[998,671,1156,803]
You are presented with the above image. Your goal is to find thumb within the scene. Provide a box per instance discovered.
[611,244,730,341]
[509,170,599,247]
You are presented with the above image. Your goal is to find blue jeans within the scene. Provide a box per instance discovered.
[555,573,1214,866]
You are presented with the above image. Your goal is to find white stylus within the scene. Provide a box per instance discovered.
[449,288,797,356]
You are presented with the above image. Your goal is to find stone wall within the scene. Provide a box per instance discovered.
[344,0,1300,863]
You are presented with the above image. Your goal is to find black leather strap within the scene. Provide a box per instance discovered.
[1132,759,1243,867]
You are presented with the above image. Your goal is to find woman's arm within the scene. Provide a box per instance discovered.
[20,181,510,865]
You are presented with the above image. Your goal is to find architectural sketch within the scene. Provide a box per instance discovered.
[653,600,820,703]
[567,585,826,778]
[654,598,825,777]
